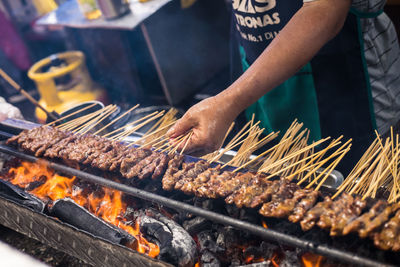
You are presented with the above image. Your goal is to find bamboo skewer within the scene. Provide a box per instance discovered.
[169,136,187,155]
[233,138,291,173]
[202,121,236,161]
[332,129,400,201]
[45,103,97,126]
[208,121,261,163]
[273,137,342,182]
[180,131,193,155]
[230,125,263,166]
[258,122,306,173]
[77,105,118,134]
[0,68,58,121]
[72,105,117,134]
[133,121,176,147]
[223,117,255,151]
[59,105,114,132]
[256,137,331,174]
[102,111,160,138]
[332,143,382,199]
[313,145,351,191]
[58,104,114,129]
[143,108,178,137]
[208,125,263,163]
[227,130,278,167]
[204,118,256,163]
[296,139,352,186]
[160,133,187,153]
[375,130,397,179]
[92,104,139,135]
[264,138,341,179]
[110,111,165,141]
[362,148,400,200]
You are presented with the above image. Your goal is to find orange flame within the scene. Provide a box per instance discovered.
[262,221,268,229]
[270,252,281,267]
[301,252,324,267]
[5,161,159,258]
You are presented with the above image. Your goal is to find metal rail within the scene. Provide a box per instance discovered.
[0,145,394,267]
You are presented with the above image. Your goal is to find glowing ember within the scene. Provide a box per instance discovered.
[262,221,268,229]
[270,252,281,267]
[301,252,324,267]
[5,161,159,258]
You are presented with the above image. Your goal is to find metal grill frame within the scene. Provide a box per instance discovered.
[0,144,393,267]
[0,195,171,267]
[0,118,396,267]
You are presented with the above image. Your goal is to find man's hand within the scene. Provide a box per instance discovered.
[167,96,237,156]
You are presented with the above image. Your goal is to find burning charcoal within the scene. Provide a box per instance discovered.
[201,250,221,267]
[239,209,260,225]
[259,241,278,257]
[193,198,214,210]
[50,198,136,245]
[226,204,241,218]
[279,249,301,267]
[183,217,212,235]
[237,262,270,267]
[138,208,197,267]
[216,226,241,254]
[0,179,45,212]
[25,175,47,191]
[243,246,265,261]
[198,230,218,253]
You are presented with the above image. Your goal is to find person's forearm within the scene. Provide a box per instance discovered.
[217,0,351,115]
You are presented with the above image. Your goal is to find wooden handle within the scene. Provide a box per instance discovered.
[0,68,58,121]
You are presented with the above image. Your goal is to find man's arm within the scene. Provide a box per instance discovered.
[168,0,352,155]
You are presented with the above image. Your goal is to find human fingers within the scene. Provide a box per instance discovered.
[166,114,196,139]
[0,113,7,122]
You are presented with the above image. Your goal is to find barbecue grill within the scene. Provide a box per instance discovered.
[0,118,398,267]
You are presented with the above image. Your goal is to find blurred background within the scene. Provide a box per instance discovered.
[0,0,398,123]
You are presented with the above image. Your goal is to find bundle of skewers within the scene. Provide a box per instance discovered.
[4,103,400,252]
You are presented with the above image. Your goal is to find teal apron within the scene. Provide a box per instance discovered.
[241,47,321,142]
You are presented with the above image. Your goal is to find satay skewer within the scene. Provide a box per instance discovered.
[57,106,107,129]
[208,122,261,163]
[78,105,119,134]
[72,105,117,133]
[208,126,264,163]
[253,137,331,174]
[297,139,352,186]
[313,144,352,191]
[110,111,165,141]
[222,130,277,168]
[45,103,97,126]
[143,108,178,137]
[233,138,292,173]
[180,131,193,155]
[133,121,176,146]
[362,148,400,200]
[160,133,187,153]
[332,141,382,199]
[102,111,159,138]
[93,104,139,135]
[265,137,342,179]
[59,105,114,131]
[375,130,397,179]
